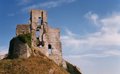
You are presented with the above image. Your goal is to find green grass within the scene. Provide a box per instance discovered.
[8,33,32,59]
[17,33,31,48]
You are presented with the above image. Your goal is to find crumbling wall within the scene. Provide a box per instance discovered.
[30,10,62,66]
[14,10,63,66]
[47,27,62,66]
[30,10,47,47]
[16,24,30,36]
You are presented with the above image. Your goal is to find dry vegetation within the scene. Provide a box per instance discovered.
[0,56,69,74]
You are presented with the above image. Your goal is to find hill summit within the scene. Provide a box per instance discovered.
[0,9,82,74]
[0,53,69,74]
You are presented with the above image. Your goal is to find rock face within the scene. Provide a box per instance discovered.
[7,37,31,59]
[62,60,82,74]
[66,62,82,74]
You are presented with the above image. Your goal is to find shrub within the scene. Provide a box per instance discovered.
[17,33,31,48]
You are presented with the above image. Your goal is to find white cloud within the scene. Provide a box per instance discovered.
[64,54,108,58]
[85,11,99,25]
[64,51,120,74]
[17,0,31,5]
[22,0,76,12]
[62,12,120,58]
[85,12,120,46]
[85,12,120,34]
[103,50,120,56]
[60,12,120,74]
[100,14,120,34]
[0,46,8,55]
[61,29,81,49]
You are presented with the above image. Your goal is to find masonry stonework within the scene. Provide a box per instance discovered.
[16,24,30,36]
[16,10,62,66]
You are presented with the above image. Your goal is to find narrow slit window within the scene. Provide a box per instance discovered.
[48,44,52,55]
[38,17,42,25]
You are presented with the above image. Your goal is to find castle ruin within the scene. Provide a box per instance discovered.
[7,9,82,74]
[16,10,62,66]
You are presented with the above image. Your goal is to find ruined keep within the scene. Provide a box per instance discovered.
[16,10,62,66]
[7,9,82,74]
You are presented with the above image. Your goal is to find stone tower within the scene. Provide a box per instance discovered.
[8,10,82,74]
[16,10,62,66]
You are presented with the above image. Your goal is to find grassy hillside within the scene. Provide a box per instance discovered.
[0,56,69,74]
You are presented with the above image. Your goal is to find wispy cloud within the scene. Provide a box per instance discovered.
[64,54,108,58]
[85,11,99,25]
[17,0,31,5]
[103,50,120,56]
[62,12,120,58]
[61,29,81,50]
[0,46,8,55]
[21,0,76,12]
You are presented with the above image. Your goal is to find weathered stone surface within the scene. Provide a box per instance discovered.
[8,37,31,59]
[16,24,30,36]
[29,10,63,66]
[65,61,82,74]
[62,60,82,74]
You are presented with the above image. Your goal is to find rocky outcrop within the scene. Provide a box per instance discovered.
[7,37,31,59]
[62,60,82,74]
[66,62,82,74]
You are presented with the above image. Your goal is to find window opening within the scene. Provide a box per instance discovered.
[36,30,40,38]
[48,44,52,55]
[38,17,42,25]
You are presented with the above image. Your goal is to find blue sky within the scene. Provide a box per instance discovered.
[0,0,120,74]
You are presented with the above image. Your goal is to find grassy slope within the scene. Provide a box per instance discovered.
[0,56,69,74]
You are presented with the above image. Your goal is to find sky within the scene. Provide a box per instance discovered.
[0,0,120,74]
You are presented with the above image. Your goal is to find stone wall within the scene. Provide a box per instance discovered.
[47,27,62,66]
[7,9,82,74]
[30,10,63,66]
[13,10,63,66]
[16,24,30,36]
[30,10,47,47]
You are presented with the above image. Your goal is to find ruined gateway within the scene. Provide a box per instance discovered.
[8,10,81,74]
